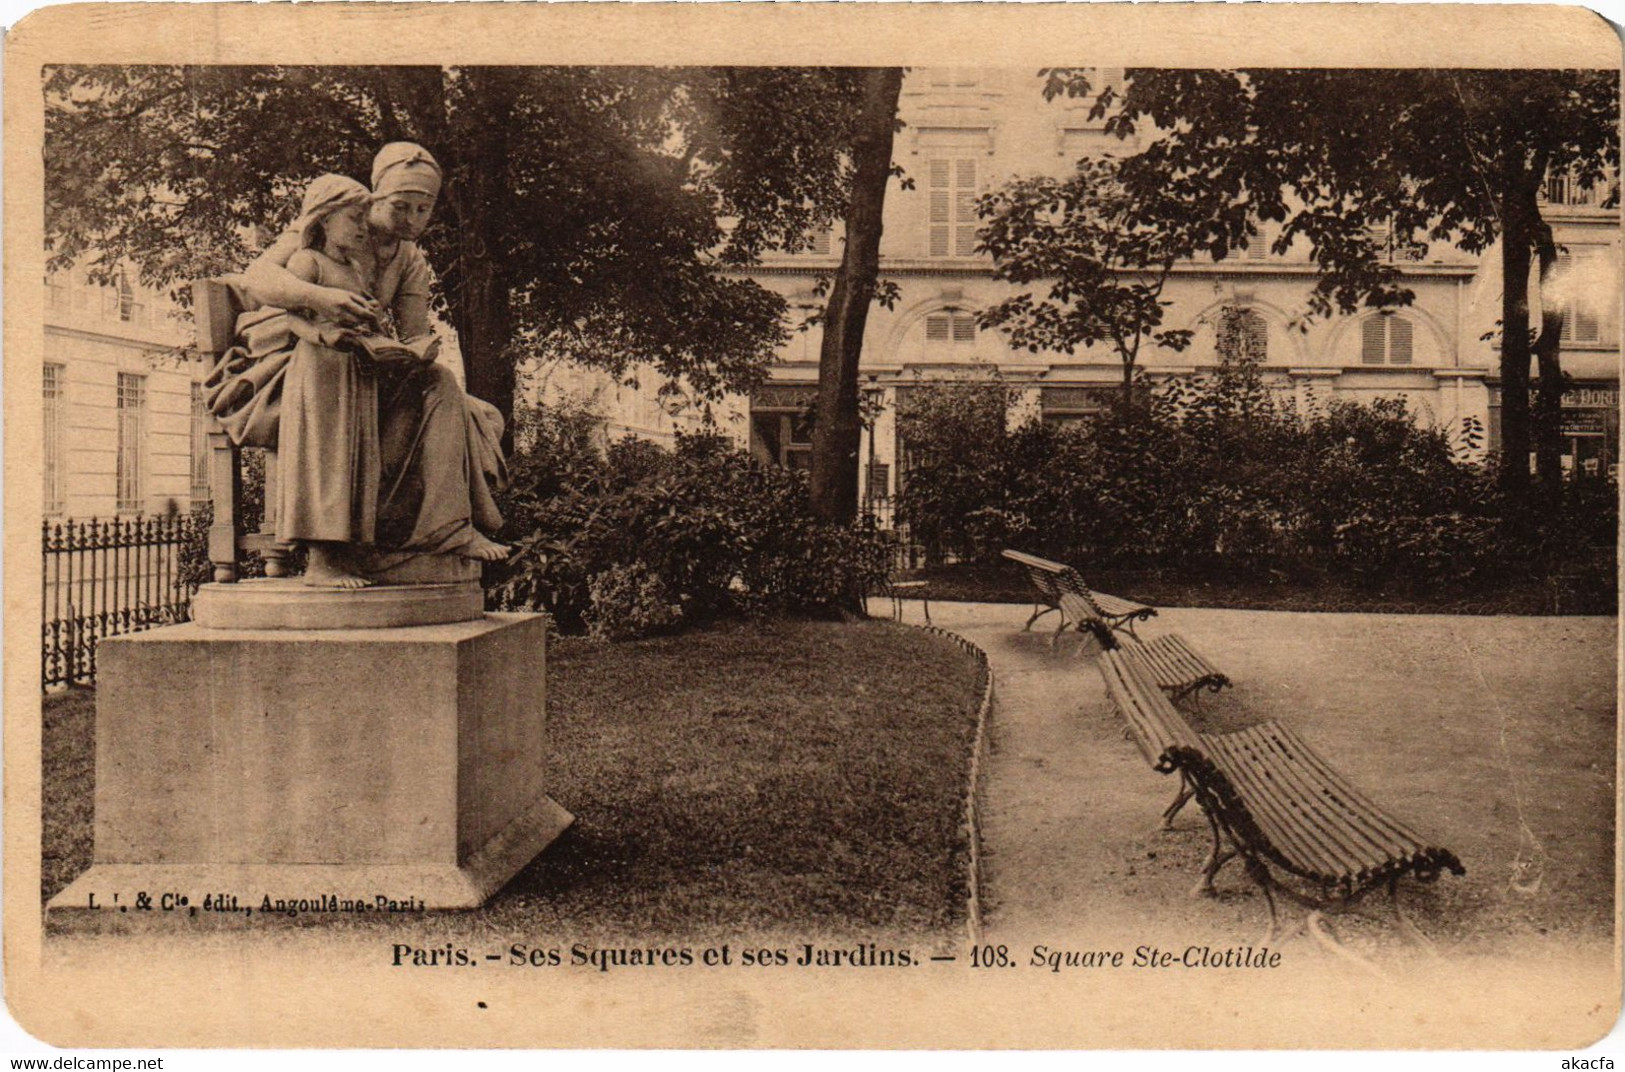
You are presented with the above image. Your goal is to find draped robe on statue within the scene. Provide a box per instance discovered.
[202,229,506,566]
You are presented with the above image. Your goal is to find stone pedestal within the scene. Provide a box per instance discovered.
[192,578,485,630]
[48,613,572,912]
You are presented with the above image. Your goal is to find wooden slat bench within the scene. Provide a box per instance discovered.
[879,576,931,624]
[1002,548,1155,647]
[1002,549,1227,700]
[1097,647,1464,950]
[1126,633,1230,703]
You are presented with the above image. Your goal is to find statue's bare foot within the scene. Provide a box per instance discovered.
[459,533,511,562]
[304,543,373,589]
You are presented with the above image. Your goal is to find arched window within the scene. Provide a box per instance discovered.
[1361,314,1414,365]
[1216,307,1268,364]
[924,309,978,349]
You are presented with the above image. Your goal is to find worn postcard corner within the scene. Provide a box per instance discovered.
[4,0,1621,1054]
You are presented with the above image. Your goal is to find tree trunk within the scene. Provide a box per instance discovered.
[432,69,520,439]
[809,68,904,526]
[1532,219,1566,521]
[1497,158,1535,528]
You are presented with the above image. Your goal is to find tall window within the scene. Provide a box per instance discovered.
[1556,250,1605,345]
[924,310,978,349]
[190,382,212,501]
[1243,221,1279,261]
[1216,307,1268,364]
[1361,314,1414,365]
[116,372,146,513]
[43,363,65,516]
[927,158,978,258]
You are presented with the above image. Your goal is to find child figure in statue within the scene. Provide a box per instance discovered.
[278,174,390,587]
[226,146,510,589]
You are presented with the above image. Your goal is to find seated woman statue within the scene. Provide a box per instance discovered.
[214,142,508,587]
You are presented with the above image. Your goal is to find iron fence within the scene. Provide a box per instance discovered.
[860,498,942,573]
[42,515,203,689]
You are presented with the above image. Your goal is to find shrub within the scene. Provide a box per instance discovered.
[894,375,1024,563]
[490,404,890,638]
[583,561,684,641]
[895,367,1528,588]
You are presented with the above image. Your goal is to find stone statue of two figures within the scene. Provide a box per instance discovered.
[205,142,509,590]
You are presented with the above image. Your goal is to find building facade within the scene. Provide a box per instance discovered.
[714,68,1619,508]
[42,268,203,520]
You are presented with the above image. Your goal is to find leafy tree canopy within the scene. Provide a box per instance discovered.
[1041,67,1618,317]
[45,65,868,415]
[978,156,1207,392]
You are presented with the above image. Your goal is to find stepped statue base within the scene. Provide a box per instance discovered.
[48,611,570,914]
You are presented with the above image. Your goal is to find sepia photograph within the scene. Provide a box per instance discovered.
[3,2,1620,1055]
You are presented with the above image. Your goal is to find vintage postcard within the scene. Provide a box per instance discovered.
[4,2,1620,1056]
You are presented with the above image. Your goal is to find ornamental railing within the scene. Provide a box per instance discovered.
[42,514,204,689]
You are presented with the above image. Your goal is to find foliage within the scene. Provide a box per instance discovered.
[893,375,1024,562]
[584,562,684,641]
[894,369,1609,590]
[977,156,1204,398]
[44,66,870,420]
[490,406,891,637]
[1037,67,1620,514]
[1042,68,1618,317]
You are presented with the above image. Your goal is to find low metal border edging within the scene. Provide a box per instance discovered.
[913,623,996,947]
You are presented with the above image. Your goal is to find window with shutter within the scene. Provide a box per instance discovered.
[1244,221,1274,261]
[1388,316,1413,364]
[927,157,978,258]
[1361,316,1386,365]
[925,312,977,348]
[1556,251,1605,344]
[1361,315,1414,365]
[1544,167,1612,208]
[117,274,135,322]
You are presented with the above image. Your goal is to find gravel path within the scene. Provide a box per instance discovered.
[888,599,1619,1047]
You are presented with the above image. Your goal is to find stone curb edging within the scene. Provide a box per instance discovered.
[912,623,996,947]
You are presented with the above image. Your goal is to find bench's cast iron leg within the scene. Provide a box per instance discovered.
[1161,779,1194,830]
[1239,858,1281,943]
[1023,605,1056,631]
[1050,617,1072,650]
[1190,813,1235,897]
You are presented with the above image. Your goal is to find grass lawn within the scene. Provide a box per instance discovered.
[43,618,986,946]
[908,559,1616,616]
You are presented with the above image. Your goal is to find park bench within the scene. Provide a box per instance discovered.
[1002,549,1227,701]
[1002,548,1156,646]
[1097,645,1464,951]
[877,575,931,624]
